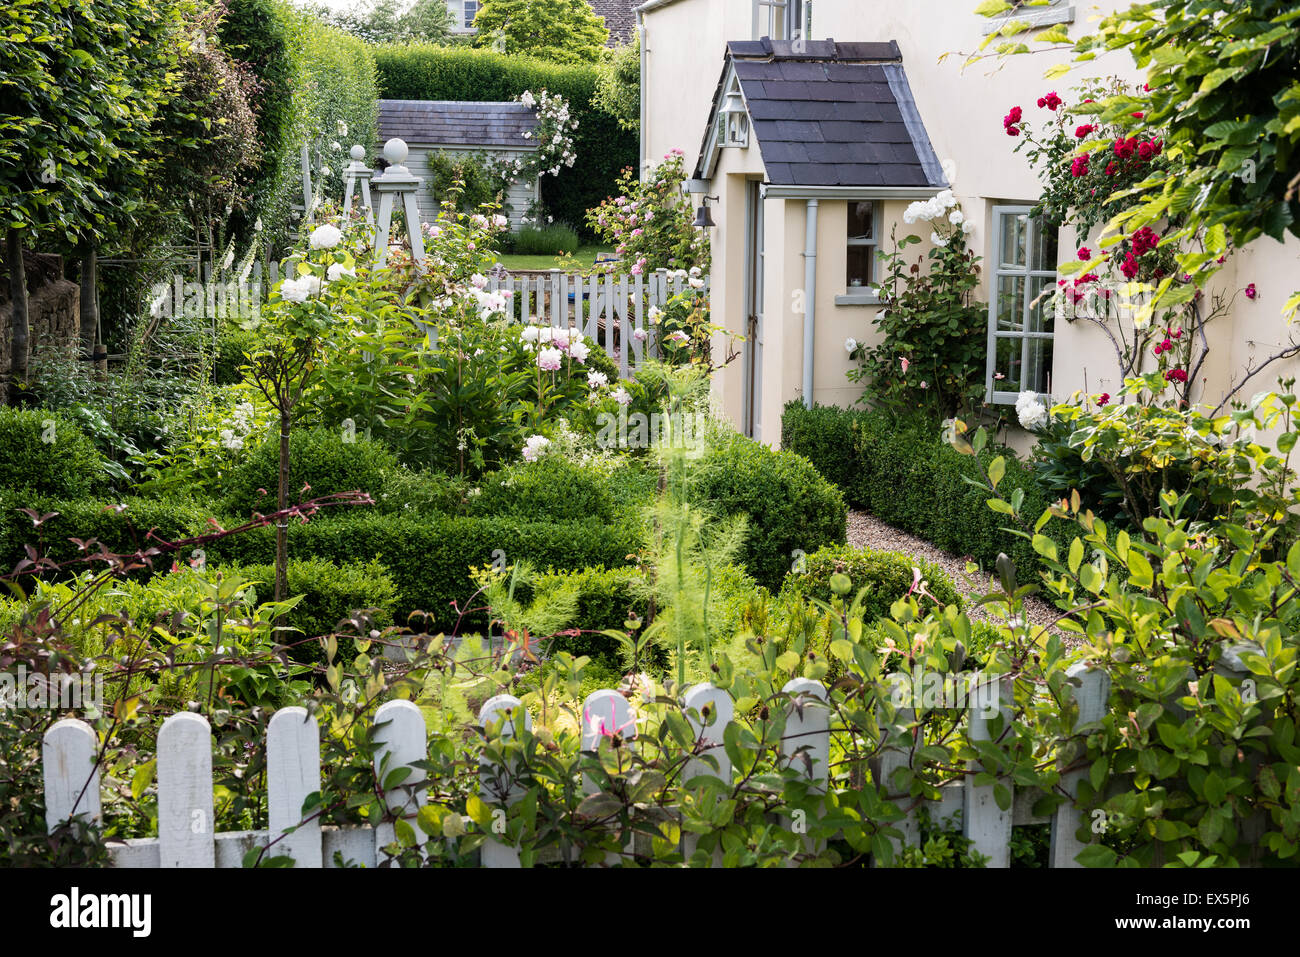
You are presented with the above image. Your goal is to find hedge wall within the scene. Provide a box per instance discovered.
[780,402,1073,584]
[373,44,637,236]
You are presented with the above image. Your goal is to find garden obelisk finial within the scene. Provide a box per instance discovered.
[373,138,425,266]
[342,144,375,225]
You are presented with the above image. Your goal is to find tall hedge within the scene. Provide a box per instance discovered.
[373,44,637,236]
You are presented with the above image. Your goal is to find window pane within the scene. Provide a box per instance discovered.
[994,336,1023,393]
[848,201,874,242]
[1027,275,1054,334]
[1031,218,1058,271]
[1023,337,1053,394]
[997,275,1024,331]
[847,246,874,288]
[1000,213,1028,268]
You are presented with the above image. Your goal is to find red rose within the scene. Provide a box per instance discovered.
[1165,368,1188,383]
[1104,161,1117,176]
[1120,252,1139,279]
[1077,247,1091,260]
[1071,154,1090,177]
[1098,393,1110,406]
[1075,124,1095,138]
[1245,283,1258,300]
[1132,112,1144,118]
[1137,141,1154,161]
[1039,91,1062,110]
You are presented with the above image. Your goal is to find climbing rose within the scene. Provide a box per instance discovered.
[1071,155,1090,178]
[1075,124,1095,138]
[1097,393,1110,407]
[1077,247,1091,261]
[1036,91,1063,111]
[1165,368,1188,383]
[1002,106,1022,136]
[1245,283,1258,300]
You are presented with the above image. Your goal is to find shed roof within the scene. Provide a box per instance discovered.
[697,39,946,189]
[377,100,540,150]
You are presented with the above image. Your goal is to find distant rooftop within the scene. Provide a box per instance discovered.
[377,100,540,149]
[590,0,640,44]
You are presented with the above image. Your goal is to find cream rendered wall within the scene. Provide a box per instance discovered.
[642,0,1300,445]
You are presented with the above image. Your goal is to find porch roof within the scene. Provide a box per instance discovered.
[696,38,947,190]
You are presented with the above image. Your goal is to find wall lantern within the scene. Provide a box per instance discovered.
[723,90,750,148]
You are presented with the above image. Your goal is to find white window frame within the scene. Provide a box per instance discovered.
[845,200,881,292]
[985,205,1058,405]
[753,0,808,40]
[463,0,478,29]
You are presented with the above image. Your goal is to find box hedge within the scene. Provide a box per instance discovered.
[779,543,962,622]
[0,409,106,498]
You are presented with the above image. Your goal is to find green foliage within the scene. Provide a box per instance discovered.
[593,37,640,134]
[586,152,710,276]
[0,409,104,498]
[511,223,582,256]
[373,44,637,235]
[223,426,399,516]
[424,151,507,214]
[781,401,1071,578]
[468,455,645,526]
[979,0,1300,321]
[848,209,986,419]
[0,0,185,244]
[528,565,649,665]
[780,544,962,623]
[225,558,398,664]
[318,0,453,44]
[204,509,640,631]
[472,0,609,64]
[689,429,847,591]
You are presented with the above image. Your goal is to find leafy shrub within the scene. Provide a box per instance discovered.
[780,544,961,622]
[203,510,640,631]
[0,409,104,497]
[468,455,624,524]
[586,153,709,275]
[529,565,648,664]
[0,494,212,573]
[372,44,637,236]
[224,558,398,664]
[511,223,581,256]
[425,150,505,213]
[781,402,1071,581]
[689,430,846,590]
[373,467,469,515]
[223,427,399,516]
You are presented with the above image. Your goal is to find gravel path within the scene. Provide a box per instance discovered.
[845,509,1070,640]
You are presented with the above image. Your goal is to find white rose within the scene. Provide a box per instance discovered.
[949,210,965,225]
[327,263,355,281]
[309,224,343,250]
[845,338,858,353]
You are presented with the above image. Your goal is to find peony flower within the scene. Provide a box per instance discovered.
[632,328,647,342]
[569,340,590,363]
[537,347,563,371]
[648,306,663,324]
[309,224,343,250]
[610,387,632,405]
[522,435,550,462]
[1015,391,1049,430]
[587,370,608,389]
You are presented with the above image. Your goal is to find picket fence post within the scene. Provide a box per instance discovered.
[963,674,1014,867]
[1046,663,1110,868]
[267,706,322,867]
[478,693,531,869]
[158,711,215,867]
[781,678,829,862]
[43,718,101,836]
[372,699,428,862]
[681,683,734,864]
[872,675,919,865]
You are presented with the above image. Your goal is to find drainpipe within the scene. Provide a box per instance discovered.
[638,12,648,178]
[802,199,819,409]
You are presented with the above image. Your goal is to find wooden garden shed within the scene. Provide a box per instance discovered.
[376,99,541,229]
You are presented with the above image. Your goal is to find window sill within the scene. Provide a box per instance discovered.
[835,292,882,306]
[981,5,1074,35]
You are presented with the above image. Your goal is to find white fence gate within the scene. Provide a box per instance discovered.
[43,666,1115,869]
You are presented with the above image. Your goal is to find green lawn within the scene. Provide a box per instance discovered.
[494,245,614,272]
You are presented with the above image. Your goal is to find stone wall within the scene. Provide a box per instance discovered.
[0,250,82,385]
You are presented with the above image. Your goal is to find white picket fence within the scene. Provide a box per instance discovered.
[42,664,1113,868]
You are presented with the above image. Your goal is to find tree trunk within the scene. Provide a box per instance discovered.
[78,244,98,360]
[6,229,28,400]
[275,409,290,603]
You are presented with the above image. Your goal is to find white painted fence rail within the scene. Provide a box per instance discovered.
[42,670,1117,869]
[242,263,707,377]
